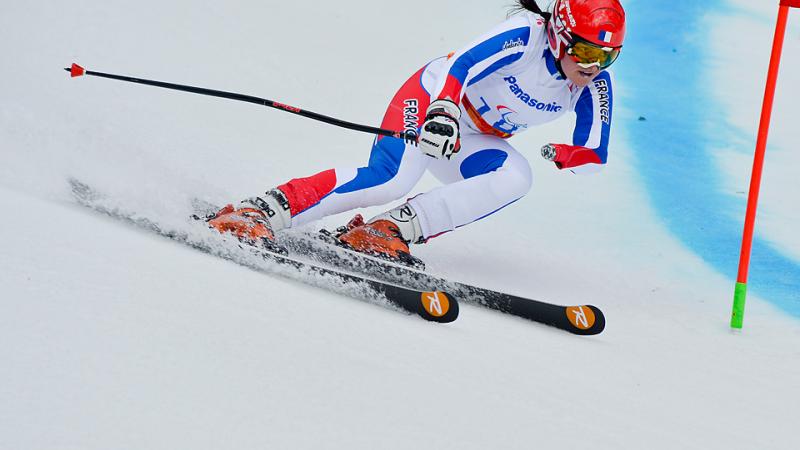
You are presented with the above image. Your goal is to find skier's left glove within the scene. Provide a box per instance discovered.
[419,99,461,159]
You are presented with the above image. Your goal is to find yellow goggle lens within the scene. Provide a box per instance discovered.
[568,41,621,69]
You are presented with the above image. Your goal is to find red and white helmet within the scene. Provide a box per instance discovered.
[546,0,626,60]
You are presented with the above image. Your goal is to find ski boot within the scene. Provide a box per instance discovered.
[205,189,292,255]
[334,203,426,269]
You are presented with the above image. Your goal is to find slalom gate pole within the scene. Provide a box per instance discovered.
[63,63,415,142]
[731,0,797,329]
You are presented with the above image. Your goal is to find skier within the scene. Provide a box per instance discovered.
[208,0,626,264]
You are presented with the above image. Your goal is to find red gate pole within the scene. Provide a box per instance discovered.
[731,0,797,329]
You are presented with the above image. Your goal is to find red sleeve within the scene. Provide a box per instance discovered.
[552,144,603,169]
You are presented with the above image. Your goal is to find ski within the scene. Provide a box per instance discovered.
[69,179,459,323]
[191,196,604,334]
[278,229,605,335]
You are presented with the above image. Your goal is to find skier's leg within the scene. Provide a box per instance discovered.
[267,64,433,229]
[407,133,533,239]
[207,130,429,246]
[337,132,532,259]
[283,136,429,227]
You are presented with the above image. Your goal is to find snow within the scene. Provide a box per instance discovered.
[707,1,800,261]
[1,1,799,449]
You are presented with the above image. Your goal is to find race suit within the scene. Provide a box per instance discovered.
[275,12,615,240]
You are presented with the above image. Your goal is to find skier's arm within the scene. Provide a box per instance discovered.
[430,15,534,104]
[420,15,535,159]
[542,71,615,173]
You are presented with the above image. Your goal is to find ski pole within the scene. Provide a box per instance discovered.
[731,0,797,330]
[63,63,417,143]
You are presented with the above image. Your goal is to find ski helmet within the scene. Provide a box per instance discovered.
[546,0,626,67]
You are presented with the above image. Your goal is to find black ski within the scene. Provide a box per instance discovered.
[279,230,605,335]
[190,197,604,334]
[69,179,458,323]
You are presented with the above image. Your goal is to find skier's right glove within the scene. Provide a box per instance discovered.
[418,99,461,159]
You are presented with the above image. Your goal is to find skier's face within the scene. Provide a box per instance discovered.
[560,55,601,87]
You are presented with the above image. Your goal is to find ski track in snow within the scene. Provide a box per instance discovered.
[1,1,799,449]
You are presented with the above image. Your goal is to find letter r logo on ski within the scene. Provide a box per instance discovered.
[566,306,596,330]
[421,291,450,318]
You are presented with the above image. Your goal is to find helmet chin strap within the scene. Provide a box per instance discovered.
[554,58,567,79]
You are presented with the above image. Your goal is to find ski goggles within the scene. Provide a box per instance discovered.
[566,38,621,69]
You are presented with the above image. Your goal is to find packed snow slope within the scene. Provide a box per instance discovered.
[1,1,799,449]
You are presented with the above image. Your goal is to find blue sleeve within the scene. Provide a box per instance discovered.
[572,70,614,164]
[431,15,535,104]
